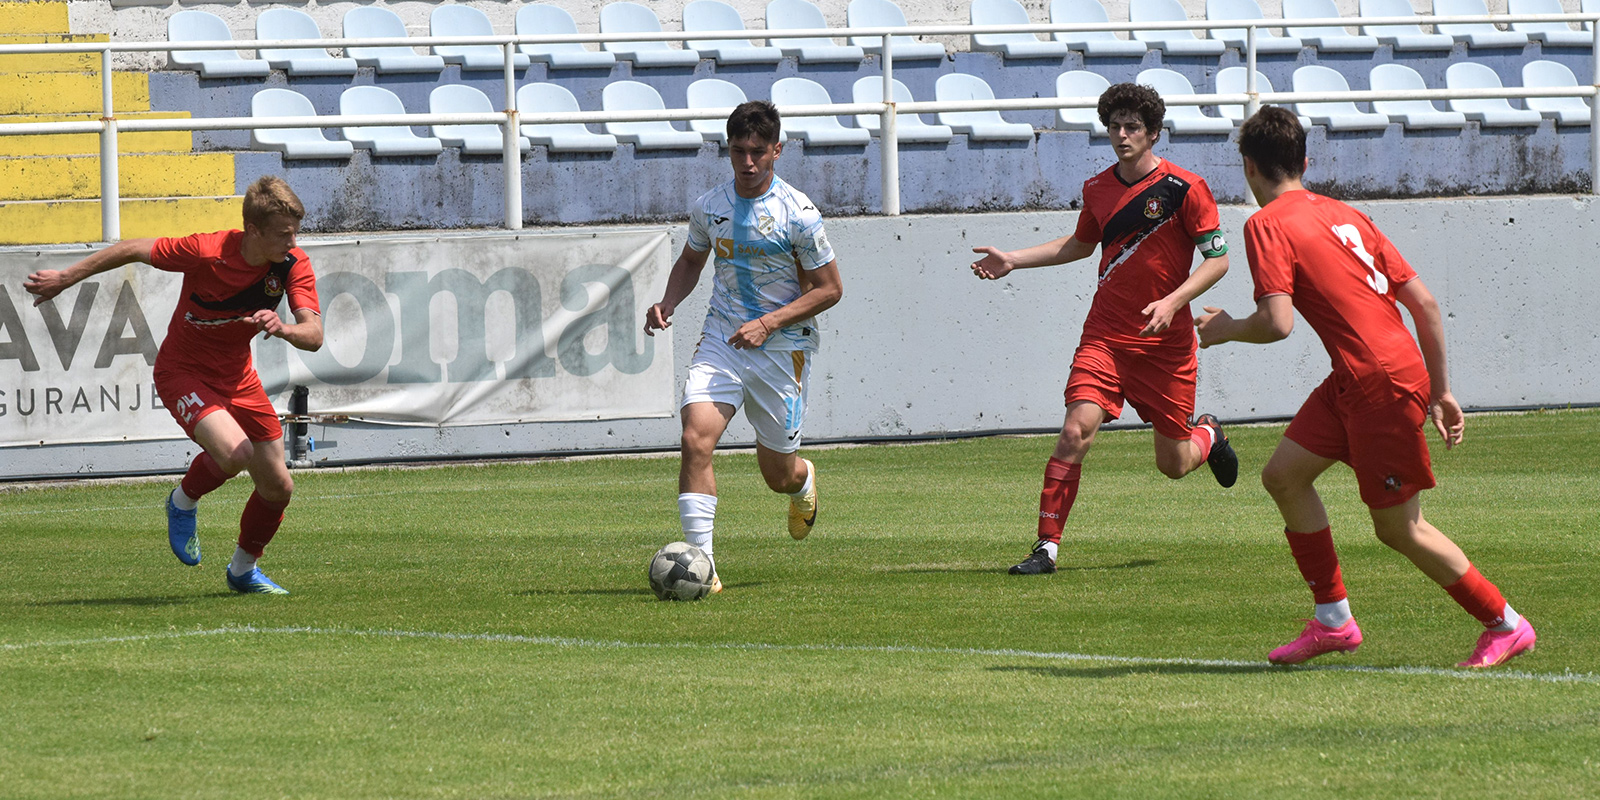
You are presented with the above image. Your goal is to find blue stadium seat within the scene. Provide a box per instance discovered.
[767,0,866,63]
[1434,0,1530,48]
[848,0,949,59]
[1522,60,1592,125]
[1445,62,1543,126]
[1130,0,1227,56]
[685,0,785,65]
[340,86,445,157]
[1050,0,1149,57]
[167,10,270,79]
[256,8,358,77]
[250,88,354,160]
[1283,0,1380,52]
[852,76,955,142]
[431,5,531,71]
[343,7,447,74]
[518,83,621,152]
[517,4,619,69]
[601,2,703,68]
[1369,63,1468,129]
[1055,70,1111,135]
[602,81,706,149]
[1359,0,1455,51]
[772,77,873,145]
[1292,65,1391,131]
[430,85,531,155]
[1206,0,1305,54]
[970,0,1072,59]
[935,73,1036,140]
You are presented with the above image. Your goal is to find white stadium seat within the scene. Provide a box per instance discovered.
[1369,63,1468,129]
[602,81,706,149]
[1508,0,1593,47]
[431,5,531,71]
[518,83,621,152]
[517,4,618,69]
[250,88,354,160]
[1129,0,1227,56]
[1522,60,1593,126]
[1434,0,1530,48]
[1292,65,1391,131]
[851,76,955,142]
[847,0,948,59]
[1054,70,1111,135]
[1283,0,1380,52]
[935,73,1036,141]
[1050,0,1149,57]
[772,77,873,146]
[256,8,357,77]
[766,0,866,63]
[970,0,1072,59]
[167,10,270,79]
[430,85,531,155]
[1206,0,1305,54]
[1359,0,1455,51]
[1136,68,1236,134]
[1214,67,1292,125]
[601,2,703,68]
[343,8,446,74]
[688,79,780,143]
[1445,62,1544,126]
[339,86,445,157]
[685,0,785,65]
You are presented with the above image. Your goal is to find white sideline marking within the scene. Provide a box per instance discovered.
[3,625,1595,685]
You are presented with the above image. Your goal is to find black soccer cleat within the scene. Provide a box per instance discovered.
[1195,413,1239,489]
[1008,545,1057,575]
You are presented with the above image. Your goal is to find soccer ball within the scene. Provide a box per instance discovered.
[649,541,714,601]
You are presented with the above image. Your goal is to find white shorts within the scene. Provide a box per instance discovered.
[682,333,813,453]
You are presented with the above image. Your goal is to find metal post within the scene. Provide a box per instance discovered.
[504,43,523,229]
[288,385,310,468]
[99,48,120,242]
[1591,24,1599,196]
[880,33,899,216]
[1245,26,1260,120]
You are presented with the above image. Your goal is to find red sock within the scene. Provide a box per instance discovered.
[1285,527,1346,604]
[1189,424,1216,457]
[1036,458,1082,544]
[179,452,230,501]
[1443,565,1509,628]
[238,491,289,558]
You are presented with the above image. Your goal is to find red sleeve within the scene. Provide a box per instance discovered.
[1367,220,1418,288]
[287,249,320,314]
[148,233,210,274]
[1245,215,1295,302]
[1072,204,1102,245]
[1181,178,1222,237]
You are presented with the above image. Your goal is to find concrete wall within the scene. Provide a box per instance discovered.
[4,194,1595,480]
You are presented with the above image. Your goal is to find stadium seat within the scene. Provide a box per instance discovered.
[970,0,1072,59]
[1587,0,1600,31]
[1054,70,1110,135]
[1049,0,1149,56]
[1368,63,1468,129]
[851,76,955,142]
[517,83,621,152]
[600,2,703,67]
[1205,0,1305,54]
[934,73,1036,140]
[167,10,271,79]
[1522,60,1593,125]
[343,7,447,73]
[250,88,354,160]
[767,0,866,63]
[1291,65,1391,131]
[1214,67,1298,124]
[687,79,785,142]
[602,81,705,149]
[1445,62,1544,126]
[771,78,872,145]
[339,86,445,157]
[685,0,785,64]
[1135,68,1235,134]
[847,0,948,59]
[256,8,358,77]
[1283,0,1380,52]
[1434,0,1529,48]
[516,4,618,69]
[430,85,531,155]
[431,5,531,71]
[1508,0,1592,47]
[1358,0,1455,51]
[1130,0,1226,56]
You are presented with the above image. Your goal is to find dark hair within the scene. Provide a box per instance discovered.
[1097,83,1164,134]
[727,100,782,145]
[242,175,304,229]
[1237,106,1306,181]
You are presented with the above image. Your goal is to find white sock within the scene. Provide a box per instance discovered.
[787,461,814,499]
[679,492,717,569]
[170,486,199,511]
[1315,599,1352,628]
[228,547,257,577]
[1038,541,1059,561]
[1494,603,1522,632]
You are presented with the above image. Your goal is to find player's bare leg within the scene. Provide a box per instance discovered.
[679,402,736,591]
[1261,438,1363,664]
[1370,496,1535,667]
[756,444,815,540]
[1012,401,1105,574]
[165,412,252,566]
[1156,415,1238,487]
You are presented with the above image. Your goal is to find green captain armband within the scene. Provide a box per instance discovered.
[1195,230,1229,258]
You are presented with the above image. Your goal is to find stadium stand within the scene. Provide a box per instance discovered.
[1051,0,1150,56]
[935,73,1036,140]
[970,0,1072,59]
[1446,61,1545,125]
[687,78,767,142]
[684,0,786,64]
[517,83,621,151]
[771,77,873,145]
[1055,70,1112,134]
[767,0,867,63]
[1130,0,1228,55]
[343,7,447,74]
[167,10,270,78]
[1214,66,1291,124]
[601,80,705,148]
[1136,68,1236,133]
[255,8,358,77]
[1283,0,1382,51]
[431,5,532,71]
[1522,59,1594,124]
[1206,0,1307,53]
[1369,63,1470,128]
[851,76,955,142]
[847,0,949,58]
[1359,0,1457,51]
[250,88,356,160]
[430,85,532,155]
[340,86,445,157]
[600,2,703,67]
[1435,0,1531,47]
[1292,64,1392,130]
[516,4,619,69]
[1509,0,1594,46]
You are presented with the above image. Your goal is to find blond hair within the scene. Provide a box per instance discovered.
[242,175,305,229]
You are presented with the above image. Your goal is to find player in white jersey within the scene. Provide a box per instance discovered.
[644,101,844,593]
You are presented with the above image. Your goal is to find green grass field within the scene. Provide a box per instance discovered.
[3,409,1597,799]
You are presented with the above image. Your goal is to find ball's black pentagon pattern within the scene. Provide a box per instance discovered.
[648,542,713,601]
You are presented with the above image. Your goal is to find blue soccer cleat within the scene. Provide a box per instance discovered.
[225,567,289,595]
[165,494,201,566]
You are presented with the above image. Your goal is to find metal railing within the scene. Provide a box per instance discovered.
[1,12,1596,241]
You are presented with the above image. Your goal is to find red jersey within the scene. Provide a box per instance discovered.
[149,230,319,380]
[1073,159,1226,348]
[1243,191,1428,405]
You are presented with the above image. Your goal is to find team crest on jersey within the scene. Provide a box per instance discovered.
[757,214,776,236]
[263,274,284,298]
[1143,197,1165,219]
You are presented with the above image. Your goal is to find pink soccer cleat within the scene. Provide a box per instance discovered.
[1458,619,1537,668]
[1268,618,1363,665]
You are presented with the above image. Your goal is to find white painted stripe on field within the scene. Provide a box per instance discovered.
[2,625,1595,685]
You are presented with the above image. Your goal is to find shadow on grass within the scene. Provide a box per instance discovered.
[30,593,232,607]
[518,582,765,597]
[988,663,1274,679]
[889,559,1159,575]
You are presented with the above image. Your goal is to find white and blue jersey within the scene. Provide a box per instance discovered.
[685,176,835,352]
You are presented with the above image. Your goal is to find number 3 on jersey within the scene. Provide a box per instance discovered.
[1331,224,1387,295]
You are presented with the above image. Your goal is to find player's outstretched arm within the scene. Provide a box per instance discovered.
[1395,277,1464,448]
[970,236,1095,280]
[645,244,711,337]
[23,238,158,306]
[728,261,842,350]
[1195,294,1294,348]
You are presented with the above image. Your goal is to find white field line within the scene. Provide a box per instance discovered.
[2,624,1594,686]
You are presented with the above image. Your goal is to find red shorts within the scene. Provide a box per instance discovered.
[154,366,282,443]
[1063,336,1197,441]
[1285,371,1435,509]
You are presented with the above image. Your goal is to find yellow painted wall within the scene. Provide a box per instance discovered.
[0,196,243,245]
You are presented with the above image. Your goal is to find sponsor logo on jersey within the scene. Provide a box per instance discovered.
[1144,198,1165,219]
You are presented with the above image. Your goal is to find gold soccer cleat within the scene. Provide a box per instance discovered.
[787,459,818,540]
